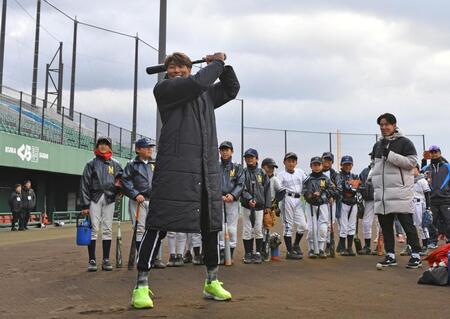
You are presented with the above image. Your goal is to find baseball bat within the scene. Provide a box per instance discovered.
[146,53,227,75]
[354,217,362,253]
[128,203,141,270]
[329,203,335,258]
[115,220,123,268]
[146,59,205,75]
[377,230,384,256]
[223,202,232,266]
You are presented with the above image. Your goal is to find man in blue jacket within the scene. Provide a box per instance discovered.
[422,145,450,245]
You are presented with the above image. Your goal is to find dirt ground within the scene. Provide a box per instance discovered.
[0,223,448,319]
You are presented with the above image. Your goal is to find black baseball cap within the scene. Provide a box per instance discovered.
[341,155,354,165]
[244,148,258,158]
[322,152,334,162]
[310,156,323,164]
[96,136,112,147]
[219,141,234,150]
[262,158,278,168]
[284,152,298,161]
[135,137,155,149]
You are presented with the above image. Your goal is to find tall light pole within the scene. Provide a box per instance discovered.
[155,0,166,144]
[0,0,7,94]
[31,0,41,106]
[235,98,244,165]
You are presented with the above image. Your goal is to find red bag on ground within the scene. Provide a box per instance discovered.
[423,243,450,267]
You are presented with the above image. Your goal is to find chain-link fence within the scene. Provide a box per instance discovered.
[244,126,426,173]
[0,85,154,159]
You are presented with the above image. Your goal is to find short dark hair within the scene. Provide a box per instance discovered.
[377,113,397,125]
[164,52,192,69]
[14,183,21,188]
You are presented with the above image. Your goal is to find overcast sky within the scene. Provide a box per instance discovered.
[2,0,449,171]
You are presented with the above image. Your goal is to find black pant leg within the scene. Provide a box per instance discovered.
[24,210,30,228]
[202,230,219,267]
[397,213,421,253]
[137,229,166,271]
[11,212,18,227]
[378,214,395,254]
[18,210,26,229]
[439,204,450,241]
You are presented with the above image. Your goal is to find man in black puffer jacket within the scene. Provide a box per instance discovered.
[132,52,239,309]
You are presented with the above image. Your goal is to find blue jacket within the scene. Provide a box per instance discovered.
[121,157,155,200]
[423,158,450,205]
[220,158,244,199]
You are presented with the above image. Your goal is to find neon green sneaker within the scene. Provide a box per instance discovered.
[131,286,154,309]
[203,280,232,301]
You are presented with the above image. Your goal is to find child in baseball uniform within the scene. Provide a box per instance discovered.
[219,141,244,264]
[166,232,187,266]
[80,136,123,272]
[413,164,432,255]
[122,137,156,258]
[303,157,335,258]
[278,152,308,259]
[336,155,360,256]
[240,148,271,264]
[321,152,340,255]
[358,155,375,255]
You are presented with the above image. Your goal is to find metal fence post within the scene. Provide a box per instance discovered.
[60,107,65,144]
[422,134,426,152]
[40,100,45,139]
[119,127,122,156]
[18,91,22,134]
[78,112,82,148]
[328,132,332,152]
[284,130,287,155]
[94,118,98,148]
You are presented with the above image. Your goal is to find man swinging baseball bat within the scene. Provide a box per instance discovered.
[130,52,240,309]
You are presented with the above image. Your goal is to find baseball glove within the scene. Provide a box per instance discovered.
[263,210,275,228]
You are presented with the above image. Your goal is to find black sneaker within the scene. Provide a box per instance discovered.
[286,250,302,260]
[406,256,422,269]
[11,227,18,231]
[183,250,193,264]
[167,254,176,267]
[308,250,318,259]
[174,254,184,267]
[88,259,97,272]
[153,258,167,269]
[192,254,204,266]
[347,247,356,256]
[318,250,327,259]
[102,259,113,271]
[339,249,348,256]
[377,255,397,267]
[243,253,253,264]
[293,245,303,257]
[253,252,262,264]
[358,247,371,255]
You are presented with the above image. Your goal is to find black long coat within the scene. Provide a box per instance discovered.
[147,60,240,233]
